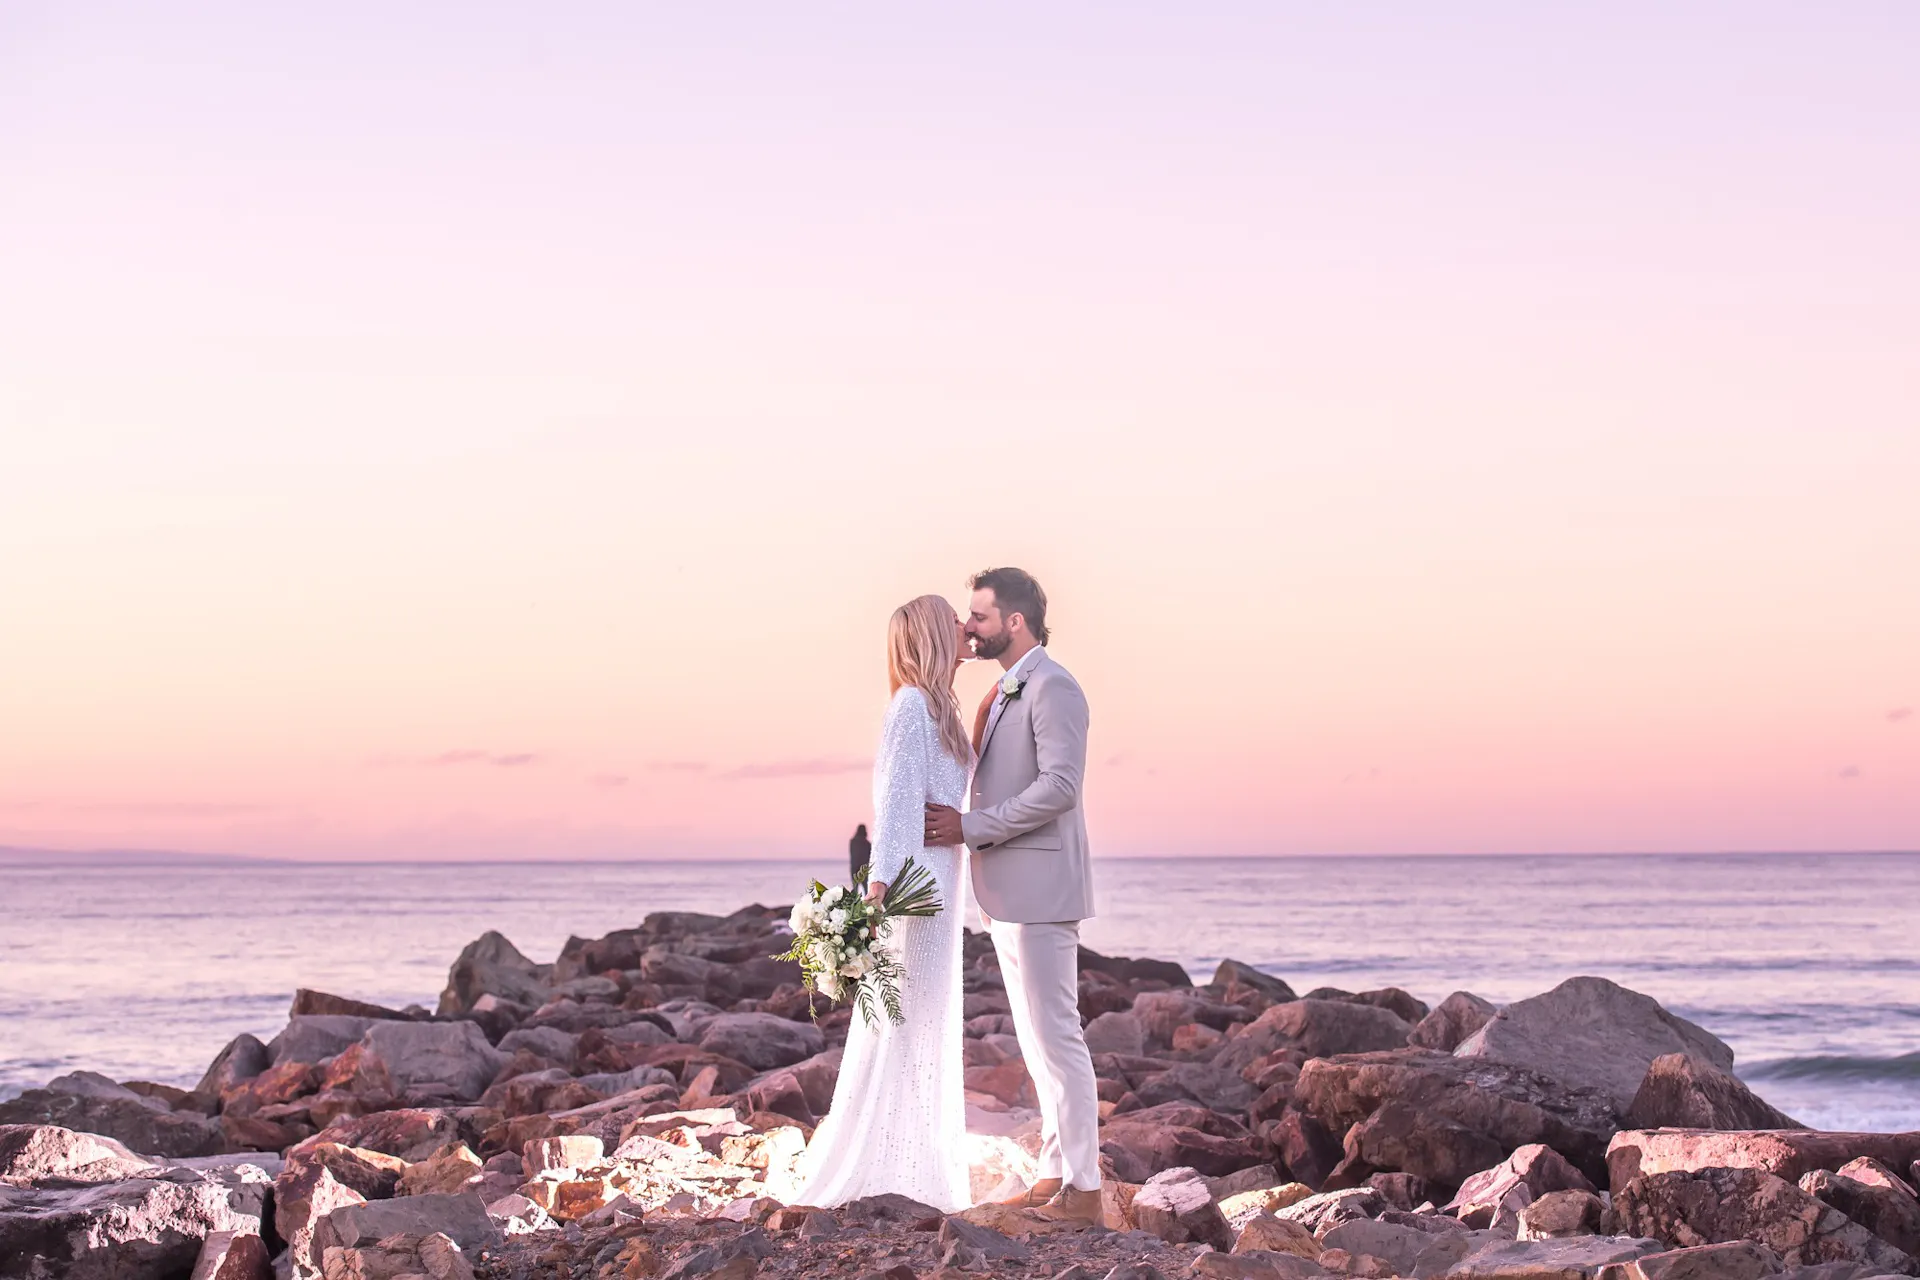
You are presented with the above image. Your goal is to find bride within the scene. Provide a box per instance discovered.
[781,594,974,1212]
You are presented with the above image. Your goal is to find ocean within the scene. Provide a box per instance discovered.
[2,852,1915,1132]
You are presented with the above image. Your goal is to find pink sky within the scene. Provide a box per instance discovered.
[1,5,1915,860]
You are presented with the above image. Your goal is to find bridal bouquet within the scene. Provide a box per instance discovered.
[776,858,942,1027]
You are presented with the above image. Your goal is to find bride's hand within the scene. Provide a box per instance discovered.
[864,881,888,908]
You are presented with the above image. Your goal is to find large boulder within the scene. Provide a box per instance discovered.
[1409,992,1499,1053]
[1625,1055,1803,1132]
[1335,1099,1506,1191]
[1292,1049,1620,1187]
[269,1016,378,1066]
[303,1109,464,1162]
[694,1013,825,1072]
[1800,1169,1920,1257]
[0,1074,223,1158]
[1615,1240,1788,1280]
[1433,1233,1666,1280]
[1084,1011,1148,1057]
[187,1034,271,1111]
[1445,1143,1596,1225]
[1213,961,1299,1003]
[1217,1001,1415,1075]
[1606,1131,1920,1199]
[0,1124,159,1184]
[0,1164,269,1280]
[437,931,554,1016]
[1610,1166,1918,1275]
[1101,1102,1273,1179]
[1132,1166,1233,1249]
[357,1022,507,1102]
[1454,977,1733,1114]
[310,1190,498,1257]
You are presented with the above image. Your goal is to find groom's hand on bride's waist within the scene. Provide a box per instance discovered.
[924,802,964,847]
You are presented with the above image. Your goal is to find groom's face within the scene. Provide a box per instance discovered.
[966,588,1013,660]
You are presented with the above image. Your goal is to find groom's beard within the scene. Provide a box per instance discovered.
[969,631,1010,660]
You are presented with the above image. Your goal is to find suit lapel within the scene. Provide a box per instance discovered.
[978,649,1045,762]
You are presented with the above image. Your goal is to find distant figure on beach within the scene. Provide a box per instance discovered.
[848,823,870,882]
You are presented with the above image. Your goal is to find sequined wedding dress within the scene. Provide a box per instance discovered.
[780,686,973,1211]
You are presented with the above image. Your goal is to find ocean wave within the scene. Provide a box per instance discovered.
[1743,1052,1920,1083]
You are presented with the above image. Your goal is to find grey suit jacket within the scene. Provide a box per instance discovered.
[962,649,1095,924]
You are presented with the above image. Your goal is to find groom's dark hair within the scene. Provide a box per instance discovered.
[970,567,1050,645]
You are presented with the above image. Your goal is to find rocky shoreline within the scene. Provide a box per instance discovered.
[4,903,1918,1280]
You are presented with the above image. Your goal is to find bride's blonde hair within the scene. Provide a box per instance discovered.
[888,595,972,766]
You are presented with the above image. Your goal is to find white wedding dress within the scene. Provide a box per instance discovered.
[781,685,973,1212]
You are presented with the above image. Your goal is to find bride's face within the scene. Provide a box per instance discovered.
[951,609,967,670]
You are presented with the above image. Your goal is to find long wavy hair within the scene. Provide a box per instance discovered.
[887,594,972,767]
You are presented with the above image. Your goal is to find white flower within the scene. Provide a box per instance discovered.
[823,885,844,906]
[826,909,848,933]
[788,902,813,934]
[1001,672,1023,697]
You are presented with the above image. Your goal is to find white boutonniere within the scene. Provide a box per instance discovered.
[1000,673,1027,701]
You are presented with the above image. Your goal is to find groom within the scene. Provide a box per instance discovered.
[924,566,1101,1225]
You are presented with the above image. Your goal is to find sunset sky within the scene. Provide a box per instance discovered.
[2,4,1916,860]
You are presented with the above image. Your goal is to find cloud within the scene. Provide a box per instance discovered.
[590,774,630,789]
[1837,765,1863,780]
[428,751,540,767]
[648,761,710,774]
[1890,707,1914,723]
[723,758,871,780]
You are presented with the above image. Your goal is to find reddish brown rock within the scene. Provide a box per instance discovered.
[1407,992,1499,1053]
[305,1109,463,1163]
[1518,1188,1607,1240]
[189,1230,273,1280]
[1130,1167,1233,1250]
[1609,1166,1915,1275]
[965,1060,1037,1109]
[1606,1130,1920,1198]
[1625,1055,1802,1132]
[1798,1168,1920,1256]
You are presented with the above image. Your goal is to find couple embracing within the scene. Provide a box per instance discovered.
[782,567,1102,1225]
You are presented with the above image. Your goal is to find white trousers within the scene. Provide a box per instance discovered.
[989,918,1102,1192]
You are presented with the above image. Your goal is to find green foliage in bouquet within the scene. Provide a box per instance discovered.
[773,856,942,1027]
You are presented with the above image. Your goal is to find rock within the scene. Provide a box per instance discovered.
[311,1190,498,1258]
[1519,1190,1608,1240]
[1410,994,1500,1053]
[1101,1106,1272,1178]
[1276,1187,1387,1235]
[1625,1056,1802,1132]
[1222,1001,1417,1072]
[0,1077,225,1158]
[1448,1146,1596,1227]
[1214,962,1300,1003]
[1223,1185,1319,1228]
[437,931,554,1016]
[1193,1253,1328,1279]
[1133,991,1244,1046]
[356,1022,507,1102]
[1609,1166,1915,1275]
[317,1230,477,1280]
[1294,1050,1620,1188]
[190,1229,273,1280]
[270,1016,379,1066]
[693,1013,825,1072]
[497,1027,578,1066]
[222,1060,321,1118]
[1605,1132,1920,1199]
[275,1161,370,1277]
[0,1165,268,1280]
[1834,1158,1916,1199]
[1436,1234,1665,1280]
[1133,1166,1233,1249]
[1211,1165,1287,1202]
[1321,1217,1438,1272]
[1367,1171,1431,1212]
[1272,1111,1347,1191]
[306,1109,464,1162]
[938,1213,1032,1261]
[1350,989,1431,1025]
[1086,1012,1150,1057]
[1612,1241,1787,1280]
[289,989,411,1020]
[523,1134,605,1174]
[1237,1212,1322,1256]
[1337,1099,1507,1191]
[1136,1062,1259,1114]
[189,1034,272,1109]
[397,1143,483,1197]
[1454,978,1733,1115]
[0,1123,159,1184]
[1799,1169,1920,1256]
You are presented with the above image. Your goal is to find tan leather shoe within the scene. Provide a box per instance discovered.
[994,1177,1061,1208]
[1032,1185,1102,1227]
